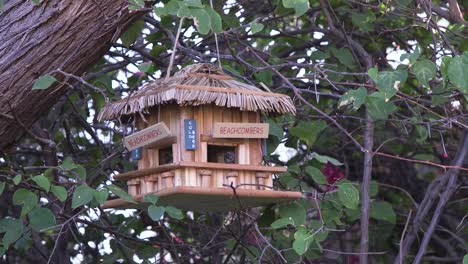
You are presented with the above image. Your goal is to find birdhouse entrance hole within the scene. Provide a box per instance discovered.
[207,145,237,164]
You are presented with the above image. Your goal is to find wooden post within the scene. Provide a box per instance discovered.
[146,175,159,193]
[127,179,140,196]
[255,172,268,190]
[225,171,238,187]
[161,171,175,189]
[199,169,212,187]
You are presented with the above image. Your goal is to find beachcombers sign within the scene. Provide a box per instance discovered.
[213,122,269,138]
[124,122,171,151]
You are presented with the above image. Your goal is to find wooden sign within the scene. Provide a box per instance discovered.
[213,122,269,138]
[184,119,197,150]
[124,122,171,151]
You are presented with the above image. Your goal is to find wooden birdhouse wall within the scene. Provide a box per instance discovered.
[127,103,272,196]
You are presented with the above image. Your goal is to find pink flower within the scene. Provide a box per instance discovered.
[347,255,360,264]
[135,71,145,77]
[322,162,345,185]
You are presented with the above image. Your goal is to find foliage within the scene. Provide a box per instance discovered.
[0,0,467,263]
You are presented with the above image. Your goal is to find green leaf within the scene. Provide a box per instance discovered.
[138,63,152,73]
[128,0,144,10]
[370,201,396,224]
[177,5,192,17]
[337,182,360,209]
[142,194,159,205]
[165,206,184,220]
[191,8,211,35]
[338,87,367,110]
[32,75,57,90]
[311,50,330,61]
[254,70,273,86]
[289,120,327,145]
[370,180,378,197]
[365,92,397,120]
[31,175,50,192]
[72,165,87,180]
[411,59,436,87]
[368,67,408,101]
[311,153,343,166]
[205,7,222,33]
[270,217,294,229]
[28,207,56,232]
[279,202,306,225]
[93,189,109,205]
[351,10,376,32]
[121,20,144,47]
[463,254,468,264]
[440,56,452,80]
[60,157,76,170]
[148,205,165,221]
[250,22,264,34]
[1,218,24,247]
[0,182,5,196]
[183,0,203,7]
[13,188,38,216]
[293,227,314,255]
[331,48,357,70]
[71,185,95,209]
[282,0,309,17]
[400,45,420,64]
[305,166,326,184]
[107,184,136,204]
[51,185,67,202]
[268,119,283,140]
[12,174,21,185]
[448,52,468,92]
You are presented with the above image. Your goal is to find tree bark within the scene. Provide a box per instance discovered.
[0,0,143,149]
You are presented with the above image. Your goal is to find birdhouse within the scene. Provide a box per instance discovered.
[98,64,301,211]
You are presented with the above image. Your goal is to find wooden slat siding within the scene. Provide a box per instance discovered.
[212,106,222,133]
[265,172,273,191]
[180,107,195,162]
[232,108,244,189]
[216,170,224,188]
[241,111,251,189]
[174,168,182,187]
[170,104,181,163]
[193,106,203,162]
[249,111,263,166]
[200,135,244,145]
[203,104,213,136]
[222,106,232,123]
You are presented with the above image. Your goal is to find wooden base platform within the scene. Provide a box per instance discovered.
[102,187,302,212]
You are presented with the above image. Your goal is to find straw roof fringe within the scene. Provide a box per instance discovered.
[98,63,296,121]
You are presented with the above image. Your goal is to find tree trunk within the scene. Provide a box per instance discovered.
[0,0,143,149]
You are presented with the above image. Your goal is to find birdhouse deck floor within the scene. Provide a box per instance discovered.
[102,187,302,212]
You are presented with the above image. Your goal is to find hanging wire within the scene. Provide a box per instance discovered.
[166,17,185,79]
[209,0,222,69]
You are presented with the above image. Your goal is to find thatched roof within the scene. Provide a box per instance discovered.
[97,63,296,121]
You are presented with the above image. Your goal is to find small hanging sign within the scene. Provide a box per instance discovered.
[131,147,142,160]
[184,119,197,150]
[213,122,269,138]
[124,122,171,151]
